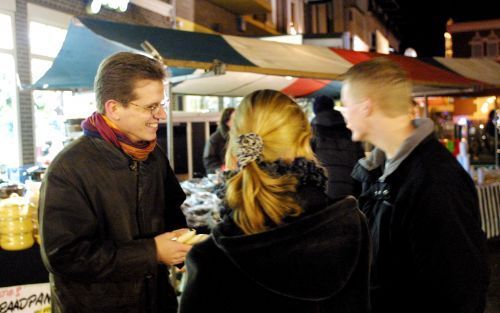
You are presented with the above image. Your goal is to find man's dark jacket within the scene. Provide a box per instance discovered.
[352,120,489,313]
[311,110,365,199]
[39,136,186,313]
[203,128,228,174]
[179,187,371,313]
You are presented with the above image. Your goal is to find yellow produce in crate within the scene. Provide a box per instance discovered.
[0,194,35,250]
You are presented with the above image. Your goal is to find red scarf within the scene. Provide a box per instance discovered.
[81,112,156,161]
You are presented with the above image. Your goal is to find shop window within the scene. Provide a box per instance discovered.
[308,2,329,34]
[0,12,19,167]
[32,90,95,165]
[29,21,68,164]
[469,32,484,58]
[486,31,499,58]
[471,44,483,58]
[184,96,221,112]
[31,58,53,83]
[486,41,498,58]
[288,0,304,35]
[0,53,19,167]
[29,22,67,58]
[183,96,240,113]
[0,14,14,50]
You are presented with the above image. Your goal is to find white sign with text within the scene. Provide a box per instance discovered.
[0,283,50,313]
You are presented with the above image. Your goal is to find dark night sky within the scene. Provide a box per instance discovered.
[382,0,499,57]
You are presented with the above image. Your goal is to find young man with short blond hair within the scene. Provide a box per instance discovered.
[343,57,489,313]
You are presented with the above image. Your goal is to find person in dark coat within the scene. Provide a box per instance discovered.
[485,109,499,154]
[203,107,235,174]
[39,52,191,313]
[341,58,489,313]
[311,95,365,199]
[179,89,371,313]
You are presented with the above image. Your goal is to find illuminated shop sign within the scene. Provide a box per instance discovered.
[87,0,130,14]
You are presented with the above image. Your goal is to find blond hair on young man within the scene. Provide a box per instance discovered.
[225,89,316,234]
[342,57,412,117]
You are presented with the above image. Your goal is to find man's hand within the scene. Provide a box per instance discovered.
[154,229,192,266]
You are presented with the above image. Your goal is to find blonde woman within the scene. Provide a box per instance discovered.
[179,90,370,313]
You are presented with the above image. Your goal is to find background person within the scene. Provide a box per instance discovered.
[39,52,191,313]
[342,57,489,313]
[203,107,235,174]
[180,89,371,313]
[485,109,499,154]
[311,95,365,199]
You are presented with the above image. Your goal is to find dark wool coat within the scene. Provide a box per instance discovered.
[311,110,365,199]
[39,136,186,313]
[179,187,371,313]
[352,134,489,313]
[203,128,229,174]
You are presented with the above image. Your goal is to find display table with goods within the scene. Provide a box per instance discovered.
[474,168,500,239]
[179,175,223,233]
[0,182,51,312]
[440,138,500,240]
[169,176,223,293]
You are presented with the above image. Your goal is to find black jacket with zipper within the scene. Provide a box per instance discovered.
[39,135,186,313]
[352,132,489,313]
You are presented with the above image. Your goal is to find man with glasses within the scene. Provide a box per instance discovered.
[342,58,489,313]
[39,52,190,313]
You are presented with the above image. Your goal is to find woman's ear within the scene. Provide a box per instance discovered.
[104,100,121,121]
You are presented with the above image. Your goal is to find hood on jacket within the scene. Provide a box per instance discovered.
[357,118,434,181]
[312,110,347,128]
[211,196,363,301]
[312,95,334,114]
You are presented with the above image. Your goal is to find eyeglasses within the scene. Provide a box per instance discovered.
[127,100,168,115]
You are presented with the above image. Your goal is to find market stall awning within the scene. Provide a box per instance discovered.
[33,17,482,97]
[77,17,353,80]
[330,48,481,88]
[431,57,500,86]
[31,19,195,90]
[171,70,341,98]
[31,20,137,90]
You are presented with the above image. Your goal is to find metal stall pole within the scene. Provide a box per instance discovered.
[424,95,429,118]
[142,41,226,177]
[141,41,175,165]
[495,108,499,169]
[167,81,175,167]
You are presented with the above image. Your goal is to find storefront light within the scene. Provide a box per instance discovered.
[87,0,129,14]
[457,117,468,126]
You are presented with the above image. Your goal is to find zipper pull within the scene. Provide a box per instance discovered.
[129,161,138,171]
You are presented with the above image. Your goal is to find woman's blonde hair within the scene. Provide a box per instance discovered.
[225,90,316,234]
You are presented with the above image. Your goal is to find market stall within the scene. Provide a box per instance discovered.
[31,17,485,178]
[0,182,50,311]
[33,17,481,97]
[477,171,500,239]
